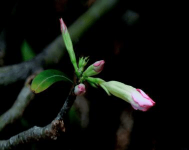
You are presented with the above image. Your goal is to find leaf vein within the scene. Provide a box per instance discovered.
[34,75,73,92]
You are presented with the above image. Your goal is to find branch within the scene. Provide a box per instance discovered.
[0,121,65,150]
[0,29,6,66]
[0,0,119,86]
[0,0,120,148]
[115,109,133,150]
[56,88,76,121]
[0,75,35,132]
[0,88,76,150]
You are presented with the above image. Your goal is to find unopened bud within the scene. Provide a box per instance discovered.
[59,18,67,33]
[100,81,155,111]
[93,60,105,72]
[83,60,105,77]
[74,83,86,95]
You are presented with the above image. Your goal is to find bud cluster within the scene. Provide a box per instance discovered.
[60,18,155,111]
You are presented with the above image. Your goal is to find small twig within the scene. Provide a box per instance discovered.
[56,88,75,121]
[0,88,76,150]
[0,75,35,132]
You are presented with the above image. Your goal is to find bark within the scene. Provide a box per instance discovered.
[0,88,76,150]
[0,75,35,131]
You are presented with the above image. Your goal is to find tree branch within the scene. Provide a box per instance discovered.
[0,88,76,150]
[0,75,35,132]
[56,88,76,121]
[0,29,6,66]
[0,0,119,86]
[0,0,120,148]
[0,121,65,150]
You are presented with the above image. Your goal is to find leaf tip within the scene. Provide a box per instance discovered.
[59,18,67,33]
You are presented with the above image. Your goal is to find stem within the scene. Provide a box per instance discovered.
[0,75,35,132]
[56,87,76,121]
[0,88,76,150]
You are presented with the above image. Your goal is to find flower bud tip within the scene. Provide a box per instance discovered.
[93,60,105,73]
[59,18,67,33]
[74,83,86,96]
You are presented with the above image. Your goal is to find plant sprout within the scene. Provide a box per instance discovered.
[31,18,155,112]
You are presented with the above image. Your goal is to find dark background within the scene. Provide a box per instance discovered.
[0,0,186,150]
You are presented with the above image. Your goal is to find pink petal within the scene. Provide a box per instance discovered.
[131,103,148,112]
[78,84,86,92]
[136,89,155,105]
[93,60,105,73]
[136,89,150,99]
[131,89,155,111]
[59,18,67,33]
[93,60,105,67]
[74,84,86,95]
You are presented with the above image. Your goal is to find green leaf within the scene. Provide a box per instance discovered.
[60,18,78,72]
[31,69,73,93]
[21,40,36,61]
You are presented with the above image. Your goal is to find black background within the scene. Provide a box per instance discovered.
[0,0,186,150]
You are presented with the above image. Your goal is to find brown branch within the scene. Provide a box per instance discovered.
[0,0,119,87]
[0,88,76,150]
[115,108,133,150]
[0,121,65,150]
[0,75,36,132]
[0,0,120,148]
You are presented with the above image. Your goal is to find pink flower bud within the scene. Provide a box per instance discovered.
[83,60,105,77]
[131,89,155,111]
[74,83,86,95]
[59,18,67,33]
[99,81,155,112]
[93,60,105,73]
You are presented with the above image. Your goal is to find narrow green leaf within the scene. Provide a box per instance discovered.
[21,40,36,61]
[31,69,73,93]
[59,18,78,72]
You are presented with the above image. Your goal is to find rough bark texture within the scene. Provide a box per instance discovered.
[0,89,76,150]
[0,121,65,150]
[56,89,76,121]
[0,0,120,149]
[0,76,35,131]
